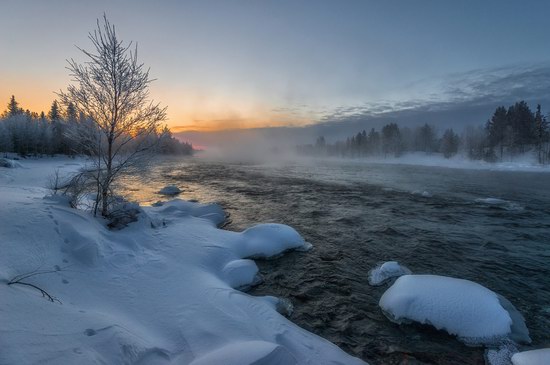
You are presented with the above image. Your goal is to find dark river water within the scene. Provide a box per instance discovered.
[123,156,550,365]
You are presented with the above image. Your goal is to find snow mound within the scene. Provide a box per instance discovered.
[0,158,22,168]
[368,261,411,286]
[475,197,523,211]
[222,259,262,290]
[158,185,182,195]
[189,341,298,365]
[238,223,312,259]
[511,349,550,365]
[379,275,528,345]
[152,199,226,226]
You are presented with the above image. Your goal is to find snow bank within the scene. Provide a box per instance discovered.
[350,152,550,172]
[368,261,411,286]
[379,275,529,345]
[0,158,364,365]
[158,185,182,195]
[512,348,550,365]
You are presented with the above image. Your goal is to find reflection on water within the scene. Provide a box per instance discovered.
[122,156,550,365]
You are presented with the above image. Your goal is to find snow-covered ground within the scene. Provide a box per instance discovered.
[320,152,550,172]
[0,158,365,365]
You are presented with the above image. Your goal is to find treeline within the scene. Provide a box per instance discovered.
[298,101,550,164]
[0,95,193,157]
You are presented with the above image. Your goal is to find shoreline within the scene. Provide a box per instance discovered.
[0,157,366,365]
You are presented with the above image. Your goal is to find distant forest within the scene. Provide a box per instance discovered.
[0,95,193,157]
[298,101,550,165]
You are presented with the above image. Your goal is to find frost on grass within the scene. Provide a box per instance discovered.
[511,348,550,365]
[368,261,411,286]
[158,185,182,196]
[379,275,530,346]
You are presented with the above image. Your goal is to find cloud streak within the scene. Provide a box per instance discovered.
[315,62,550,125]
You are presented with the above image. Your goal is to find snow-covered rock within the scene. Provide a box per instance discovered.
[379,275,530,345]
[511,348,550,365]
[368,261,411,286]
[238,223,313,259]
[222,259,262,290]
[158,184,182,195]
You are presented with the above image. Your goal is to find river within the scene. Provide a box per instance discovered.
[123,156,550,365]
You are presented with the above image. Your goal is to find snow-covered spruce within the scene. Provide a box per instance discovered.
[0,158,364,365]
[368,261,411,286]
[379,275,531,346]
[511,348,550,365]
[158,185,182,195]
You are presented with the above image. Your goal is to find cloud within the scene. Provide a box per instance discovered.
[317,62,550,125]
[176,62,550,148]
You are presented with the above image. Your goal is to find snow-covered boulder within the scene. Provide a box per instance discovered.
[222,259,262,290]
[379,275,530,345]
[368,261,411,286]
[511,349,550,365]
[158,185,182,195]
[238,223,312,259]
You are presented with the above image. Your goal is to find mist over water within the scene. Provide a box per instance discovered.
[123,156,550,365]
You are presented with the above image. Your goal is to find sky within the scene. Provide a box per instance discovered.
[2,0,550,133]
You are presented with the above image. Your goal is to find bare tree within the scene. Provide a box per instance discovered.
[59,15,167,216]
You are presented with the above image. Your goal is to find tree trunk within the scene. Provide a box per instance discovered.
[101,137,113,217]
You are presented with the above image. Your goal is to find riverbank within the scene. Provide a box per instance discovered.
[0,157,365,365]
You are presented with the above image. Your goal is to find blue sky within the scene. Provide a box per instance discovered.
[2,0,550,131]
